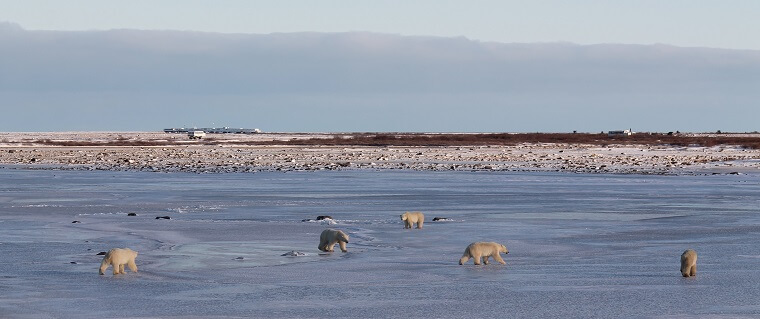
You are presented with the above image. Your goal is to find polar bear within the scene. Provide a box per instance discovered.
[99,248,138,275]
[680,249,697,277]
[459,242,508,265]
[400,211,424,229]
[318,229,350,252]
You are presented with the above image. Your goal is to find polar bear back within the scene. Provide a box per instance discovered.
[465,242,508,256]
[104,248,138,264]
[320,229,349,243]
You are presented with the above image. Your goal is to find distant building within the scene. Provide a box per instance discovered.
[608,129,633,137]
[163,128,188,133]
[188,131,206,139]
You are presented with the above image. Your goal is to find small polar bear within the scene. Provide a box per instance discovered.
[680,249,697,277]
[99,248,138,275]
[318,229,350,252]
[459,242,509,265]
[400,211,424,229]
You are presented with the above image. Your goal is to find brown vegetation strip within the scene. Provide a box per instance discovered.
[253,133,760,149]
[19,133,760,149]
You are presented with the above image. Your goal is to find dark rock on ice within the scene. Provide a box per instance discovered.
[303,215,334,222]
[281,251,306,257]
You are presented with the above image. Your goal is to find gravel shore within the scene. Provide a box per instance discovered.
[1,132,759,175]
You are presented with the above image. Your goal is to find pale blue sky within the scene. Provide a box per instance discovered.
[2,0,760,50]
[2,1,759,132]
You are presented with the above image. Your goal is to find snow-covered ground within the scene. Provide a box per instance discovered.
[1,169,759,318]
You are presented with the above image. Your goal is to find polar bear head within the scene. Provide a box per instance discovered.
[400,214,407,221]
[499,244,509,254]
[337,231,350,243]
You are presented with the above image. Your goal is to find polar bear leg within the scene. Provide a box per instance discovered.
[416,219,423,229]
[327,242,336,252]
[472,254,482,265]
[112,262,121,275]
[118,264,126,274]
[128,259,138,273]
[483,256,491,265]
[494,254,506,265]
[690,264,696,276]
[338,241,347,252]
[405,220,412,229]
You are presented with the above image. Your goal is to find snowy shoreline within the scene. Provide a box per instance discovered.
[1,132,760,175]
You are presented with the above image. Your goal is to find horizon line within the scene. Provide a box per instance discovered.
[3,21,758,52]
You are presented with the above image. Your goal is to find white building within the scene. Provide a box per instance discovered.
[608,129,633,137]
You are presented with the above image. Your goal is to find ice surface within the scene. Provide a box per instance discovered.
[1,169,760,318]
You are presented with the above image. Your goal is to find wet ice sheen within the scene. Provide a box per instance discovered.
[1,168,759,318]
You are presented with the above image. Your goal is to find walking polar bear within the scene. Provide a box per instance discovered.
[401,211,424,229]
[318,229,350,252]
[459,242,508,265]
[99,248,138,275]
[680,249,697,277]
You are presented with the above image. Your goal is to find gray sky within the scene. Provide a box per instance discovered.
[3,0,760,50]
[1,1,759,132]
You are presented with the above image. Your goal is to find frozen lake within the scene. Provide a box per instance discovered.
[1,168,760,318]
